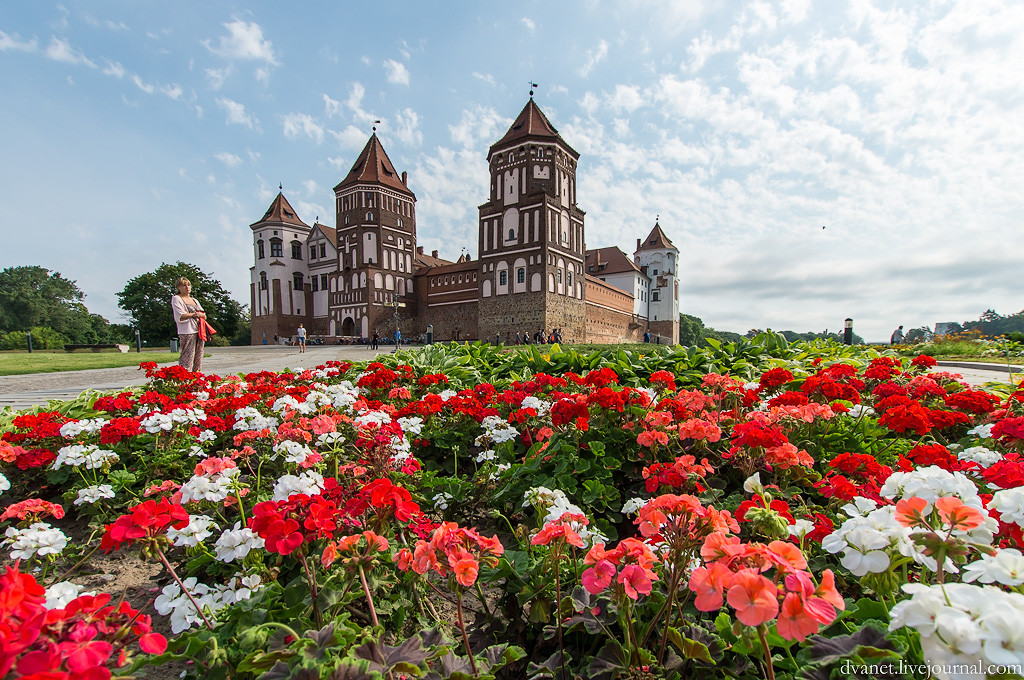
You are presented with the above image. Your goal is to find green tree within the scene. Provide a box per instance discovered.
[0,326,69,350]
[0,266,106,342]
[679,313,705,346]
[118,262,243,345]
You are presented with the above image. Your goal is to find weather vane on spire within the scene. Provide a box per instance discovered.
[373,119,381,133]
[279,183,282,192]
[529,81,538,98]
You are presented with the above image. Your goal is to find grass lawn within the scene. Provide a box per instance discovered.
[0,351,180,376]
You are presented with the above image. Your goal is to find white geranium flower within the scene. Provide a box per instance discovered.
[59,418,106,438]
[272,471,325,501]
[214,523,264,562]
[44,581,94,609]
[73,484,115,506]
[3,523,68,560]
[167,515,217,548]
[963,549,1024,586]
[990,488,1024,526]
[272,440,316,464]
[0,473,10,494]
[788,519,814,540]
[621,497,649,515]
[958,446,1002,467]
[742,472,764,496]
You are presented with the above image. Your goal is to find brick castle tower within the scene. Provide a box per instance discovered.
[476,98,587,342]
[329,133,417,340]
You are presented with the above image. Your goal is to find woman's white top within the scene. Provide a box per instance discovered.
[171,295,204,335]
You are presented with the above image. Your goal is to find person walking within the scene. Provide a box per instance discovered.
[371,329,379,350]
[890,325,905,345]
[171,276,207,373]
[394,328,402,351]
[296,324,307,353]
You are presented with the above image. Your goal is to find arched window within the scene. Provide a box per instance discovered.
[499,270,508,286]
[257,240,265,259]
[366,212,373,221]
[270,238,283,258]
[517,268,525,284]
[508,228,515,240]
[259,272,267,290]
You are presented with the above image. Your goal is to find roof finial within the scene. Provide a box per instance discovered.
[279,183,282,192]
[372,119,381,133]
[656,214,659,223]
[529,81,538,98]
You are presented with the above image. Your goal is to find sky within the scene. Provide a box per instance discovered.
[1,1,1022,343]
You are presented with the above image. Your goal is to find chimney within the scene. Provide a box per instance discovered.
[432,250,438,258]
[636,238,641,251]
[417,245,423,255]
[401,171,407,185]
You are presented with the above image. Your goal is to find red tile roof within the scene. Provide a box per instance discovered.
[333,134,414,196]
[585,246,643,276]
[636,221,676,251]
[311,222,337,247]
[251,192,309,229]
[489,99,578,158]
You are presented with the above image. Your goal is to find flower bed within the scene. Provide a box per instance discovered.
[1,337,1023,680]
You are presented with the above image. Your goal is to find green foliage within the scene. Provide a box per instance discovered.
[0,326,69,350]
[0,265,115,343]
[117,261,244,344]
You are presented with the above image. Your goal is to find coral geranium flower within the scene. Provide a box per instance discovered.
[453,556,479,587]
[582,560,616,595]
[688,561,733,611]
[617,564,655,600]
[934,496,985,531]
[894,497,930,528]
[726,570,779,627]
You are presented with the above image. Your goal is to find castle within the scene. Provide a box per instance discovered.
[249,98,680,346]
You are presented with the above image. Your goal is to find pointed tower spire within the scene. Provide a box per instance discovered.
[333,134,413,196]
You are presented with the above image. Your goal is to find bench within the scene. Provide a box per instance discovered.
[64,344,130,353]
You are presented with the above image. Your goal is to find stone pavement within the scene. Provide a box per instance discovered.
[0,345,393,411]
[0,350,1018,412]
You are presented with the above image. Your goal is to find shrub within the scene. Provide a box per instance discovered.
[0,326,69,350]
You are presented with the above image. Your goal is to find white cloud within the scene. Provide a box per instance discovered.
[393,107,423,147]
[255,67,270,84]
[383,59,410,85]
[579,39,609,78]
[329,125,371,152]
[216,97,258,129]
[44,36,95,67]
[0,31,38,52]
[607,84,644,112]
[282,113,324,144]
[447,105,508,150]
[521,17,536,32]
[472,72,496,86]
[215,152,243,168]
[102,60,125,78]
[302,179,320,197]
[323,93,344,118]
[205,65,233,89]
[204,20,278,64]
[130,74,155,94]
[297,201,327,223]
[160,83,183,100]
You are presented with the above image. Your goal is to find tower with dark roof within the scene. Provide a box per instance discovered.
[476,99,587,341]
[249,191,312,344]
[634,220,680,343]
[330,133,417,339]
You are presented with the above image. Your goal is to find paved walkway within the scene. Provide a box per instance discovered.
[0,345,393,411]
[0,351,1018,413]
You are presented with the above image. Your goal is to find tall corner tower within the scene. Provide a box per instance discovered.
[477,99,586,342]
[331,134,417,339]
[250,191,312,345]
[634,220,680,343]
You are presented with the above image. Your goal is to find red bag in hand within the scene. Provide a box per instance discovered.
[198,319,217,342]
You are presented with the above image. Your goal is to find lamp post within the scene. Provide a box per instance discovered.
[135,329,142,353]
[26,331,32,353]
[844,318,853,346]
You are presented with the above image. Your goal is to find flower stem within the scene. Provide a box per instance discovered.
[155,546,215,631]
[300,552,324,628]
[357,564,380,628]
[757,624,776,680]
[555,563,566,680]
[456,590,479,677]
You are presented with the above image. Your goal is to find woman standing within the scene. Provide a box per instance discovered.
[171,276,207,372]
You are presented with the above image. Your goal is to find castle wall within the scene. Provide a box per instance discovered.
[584,275,645,344]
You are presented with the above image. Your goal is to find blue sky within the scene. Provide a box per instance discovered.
[1,1,1022,342]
